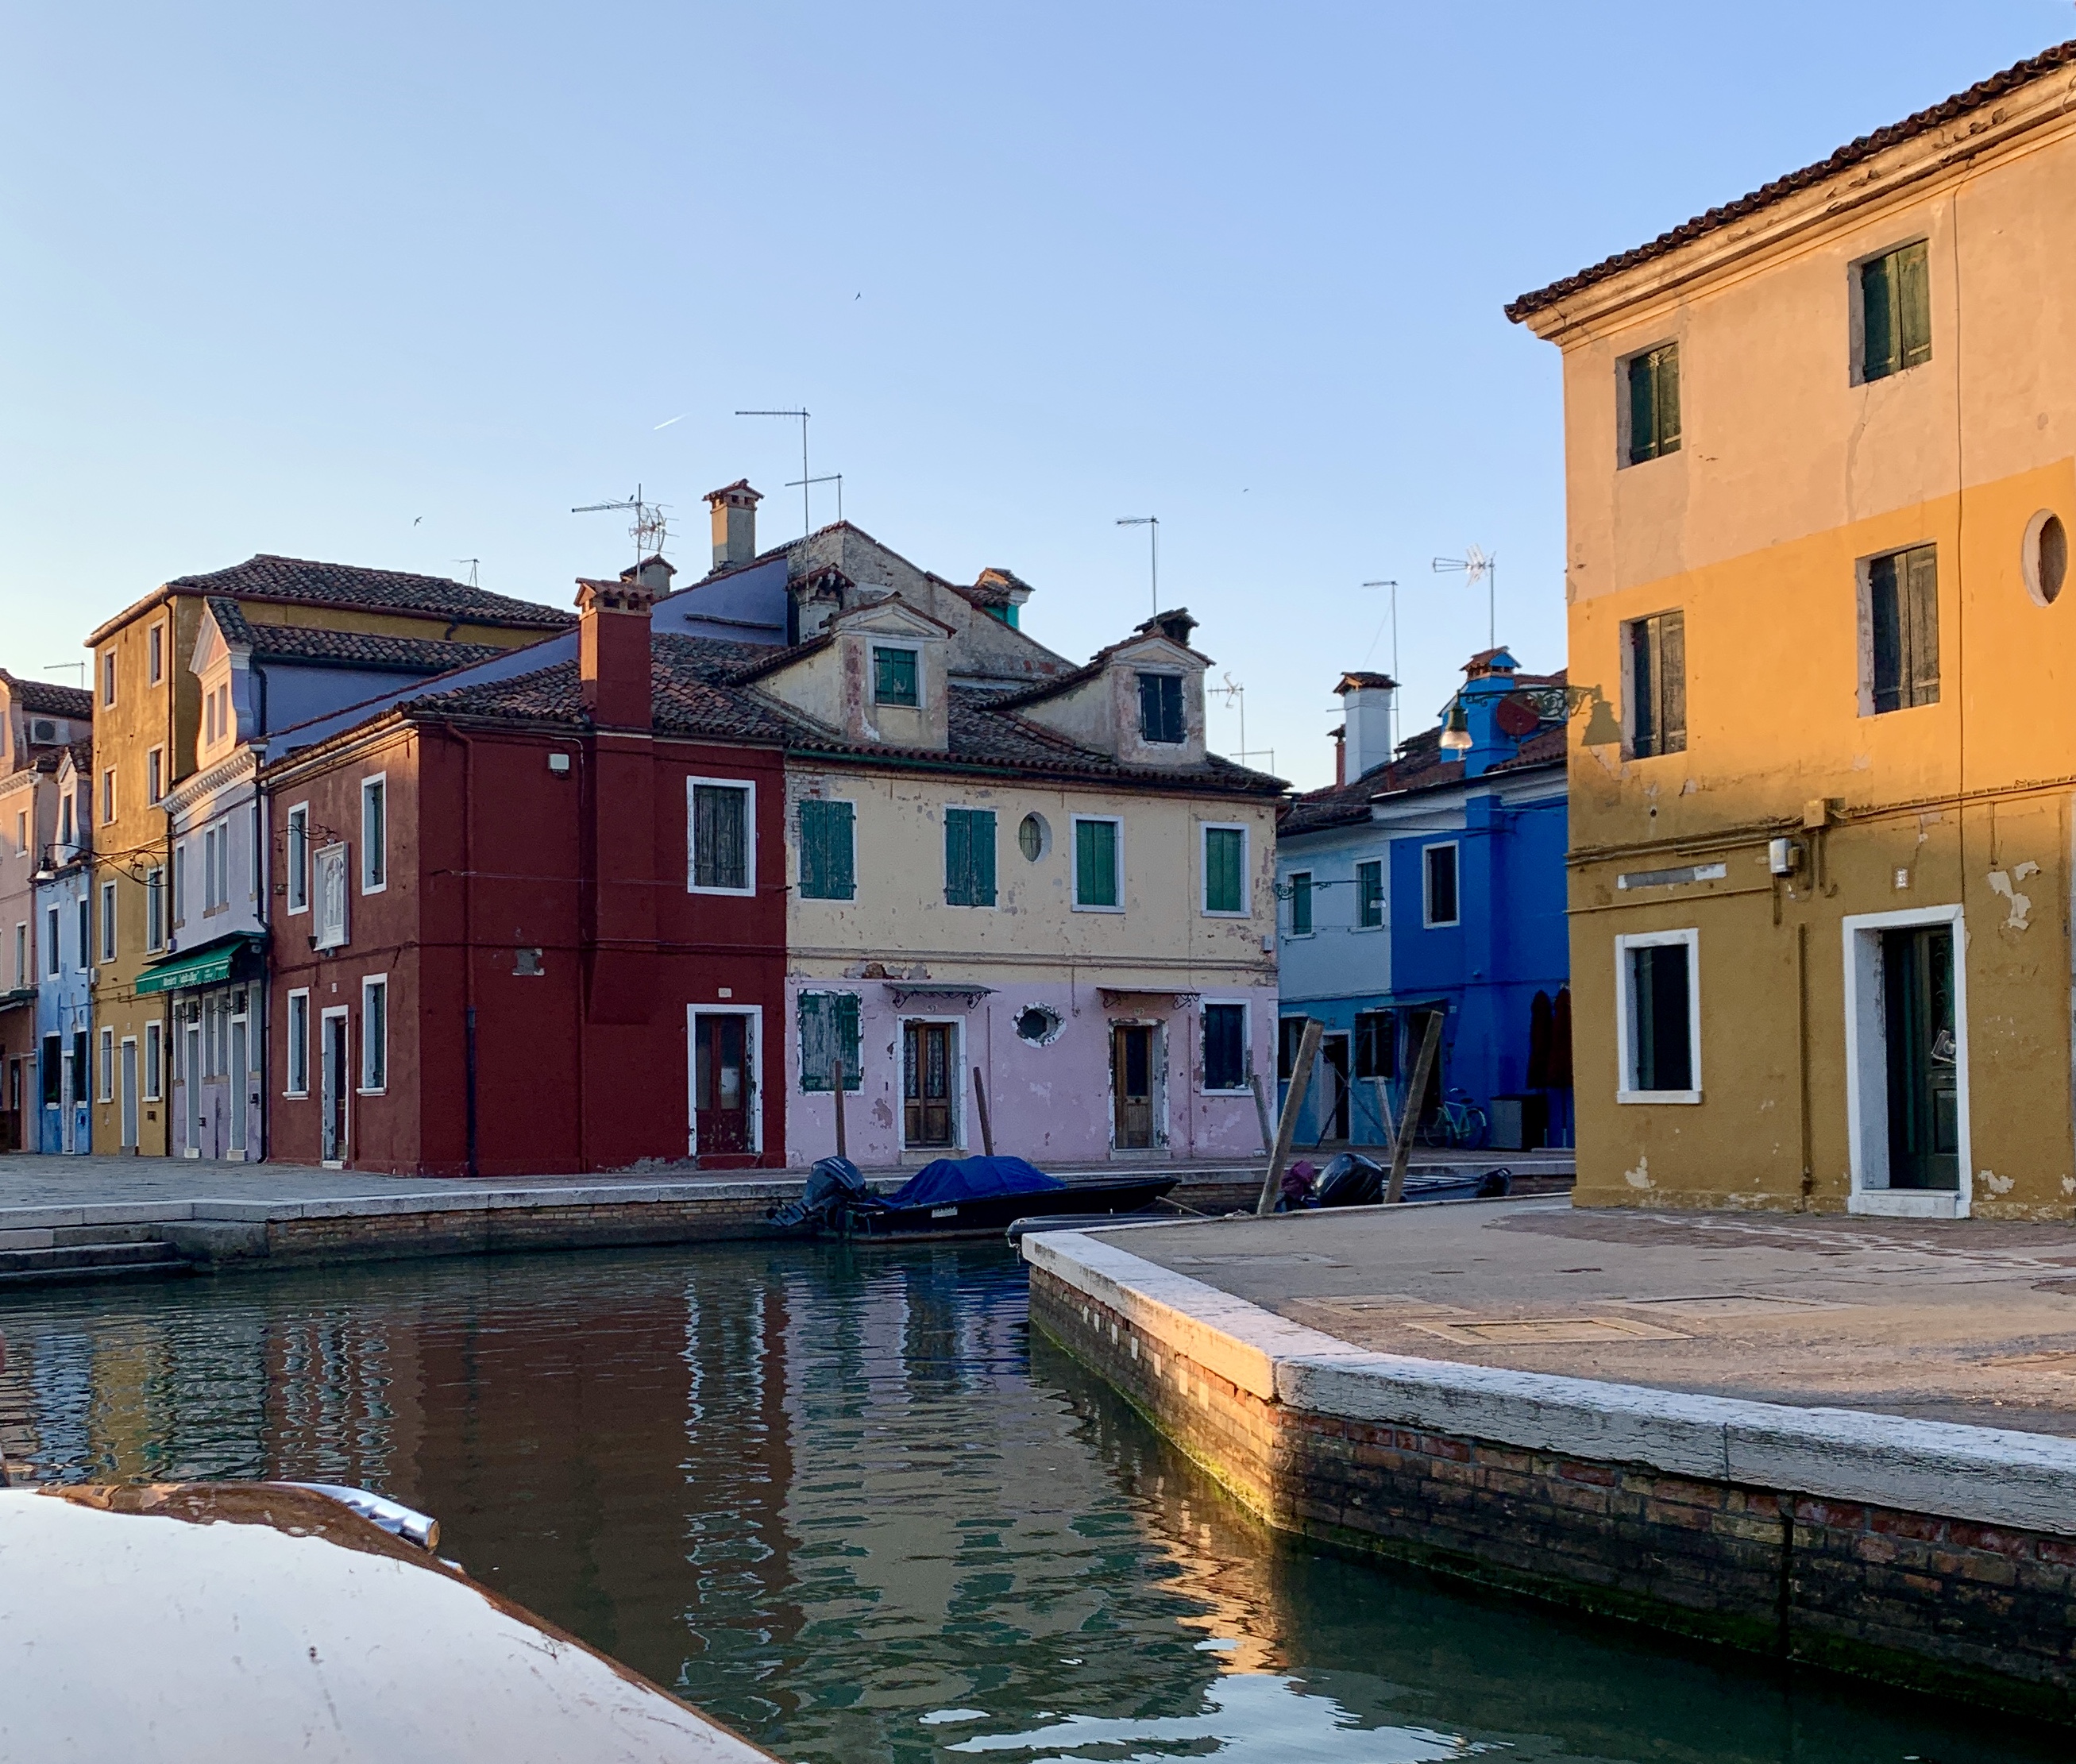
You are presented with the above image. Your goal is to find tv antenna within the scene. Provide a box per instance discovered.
[1116,515,1160,616]
[1433,546,1495,651]
[454,558,480,588]
[44,662,86,689]
[571,484,670,566]
[1210,671,1273,773]
[1360,580,1400,750]
[785,472,843,524]
[737,408,812,535]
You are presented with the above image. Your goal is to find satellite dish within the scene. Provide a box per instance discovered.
[1495,693,1541,738]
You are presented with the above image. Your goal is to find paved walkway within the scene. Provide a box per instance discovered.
[1098,1197,2076,1437]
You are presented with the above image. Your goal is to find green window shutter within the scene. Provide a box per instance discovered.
[1627,353,1657,464]
[1870,553,1904,712]
[1863,254,1897,380]
[1898,241,1931,369]
[1905,544,1939,706]
[1653,345,1680,455]
[1204,827,1243,913]
[1629,617,1657,755]
[1291,872,1313,936]
[799,800,855,901]
[835,993,860,1087]
[1076,819,1118,908]
[1659,612,1687,752]
[944,809,972,905]
[970,810,996,905]
[797,991,862,1090]
[874,646,918,707]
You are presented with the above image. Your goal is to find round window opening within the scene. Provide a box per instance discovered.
[1017,812,1050,862]
[1015,1005,1062,1045]
[2025,510,2068,607]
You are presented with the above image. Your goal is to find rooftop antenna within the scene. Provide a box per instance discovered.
[454,558,480,588]
[737,408,812,535]
[44,662,86,689]
[1211,671,1273,773]
[1116,516,1159,616]
[1433,546,1495,651]
[785,472,843,524]
[1360,580,1400,750]
[571,484,669,568]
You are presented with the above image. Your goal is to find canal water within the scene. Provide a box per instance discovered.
[0,1241,2052,1763]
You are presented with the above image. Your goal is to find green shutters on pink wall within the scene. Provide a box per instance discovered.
[943,808,997,906]
[797,990,862,1090]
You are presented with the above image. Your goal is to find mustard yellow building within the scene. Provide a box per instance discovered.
[1511,41,2076,1220]
[83,558,569,1155]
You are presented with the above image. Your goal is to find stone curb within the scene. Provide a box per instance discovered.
[1022,1229,2076,1537]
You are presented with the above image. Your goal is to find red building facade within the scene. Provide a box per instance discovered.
[262,571,789,1175]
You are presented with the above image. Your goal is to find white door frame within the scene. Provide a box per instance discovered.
[1843,902,1970,1219]
[183,1021,202,1157]
[1105,1015,1167,1155]
[897,1013,965,1154]
[684,1004,763,1158]
[320,1006,350,1167]
[228,1013,248,1159]
[119,1036,138,1151]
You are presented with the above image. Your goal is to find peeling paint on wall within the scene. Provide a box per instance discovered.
[1623,1154,1652,1191]
[1981,1169,2016,1195]
[1988,861,2040,931]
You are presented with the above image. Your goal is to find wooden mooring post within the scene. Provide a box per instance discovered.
[1256,1019,1322,1217]
[972,1067,995,1156]
[831,1057,847,1160]
[1383,1013,1443,1206]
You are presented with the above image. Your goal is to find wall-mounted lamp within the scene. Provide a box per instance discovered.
[1439,699,1472,753]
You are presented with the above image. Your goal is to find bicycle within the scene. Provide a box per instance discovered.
[1418,1087,1489,1149]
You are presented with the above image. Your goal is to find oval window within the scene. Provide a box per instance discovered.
[2024,510,2067,606]
[1015,1006,1060,1044]
[1017,813,1049,862]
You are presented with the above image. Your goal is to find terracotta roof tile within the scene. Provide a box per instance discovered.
[209,600,512,674]
[149,554,573,632]
[0,672,92,720]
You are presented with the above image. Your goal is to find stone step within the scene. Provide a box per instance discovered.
[0,1242,191,1286]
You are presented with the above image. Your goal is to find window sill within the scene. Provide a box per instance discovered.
[286,905,308,917]
[1201,1087,1252,1098]
[1072,904,1125,915]
[284,1089,309,1099]
[1201,909,1250,920]
[1423,920,1461,931]
[357,1087,386,1098]
[1616,1088,1702,1106]
[688,885,756,898]
[361,882,388,897]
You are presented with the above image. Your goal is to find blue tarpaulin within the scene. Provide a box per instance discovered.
[881,1157,1064,1210]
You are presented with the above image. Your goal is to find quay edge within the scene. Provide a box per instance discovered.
[1023,1226,2076,1727]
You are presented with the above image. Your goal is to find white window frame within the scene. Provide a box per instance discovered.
[1613,927,1703,1106]
[98,880,116,963]
[1422,840,1461,929]
[870,643,924,708]
[99,768,115,826]
[683,1003,765,1157]
[98,1026,114,1103]
[145,867,164,954]
[1842,902,1970,1219]
[143,1020,162,1102]
[286,803,310,915]
[361,774,388,894]
[1198,997,1252,1095]
[13,921,24,988]
[319,1005,350,1164]
[285,989,311,1097]
[1199,822,1250,917]
[147,622,164,686]
[1285,870,1314,939]
[1070,813,1125,914]
[360,973,388,1094]
[100,650,116,708]
[686,776,757,898]
[313,843,350,950]
[1354,857,1386,932]
[147,747,164,805]
[44,905,60,976]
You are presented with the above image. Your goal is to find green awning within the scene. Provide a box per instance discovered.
[134,937,257,997]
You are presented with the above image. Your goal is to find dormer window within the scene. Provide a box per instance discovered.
[873,645,920,708]
[1137,672,1184,744]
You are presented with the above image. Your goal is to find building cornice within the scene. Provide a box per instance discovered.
[161,747,259,819]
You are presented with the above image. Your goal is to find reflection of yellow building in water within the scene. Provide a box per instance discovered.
[1512,42,2076,1219]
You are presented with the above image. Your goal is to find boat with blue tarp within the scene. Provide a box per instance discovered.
[770,1155,1177,1239]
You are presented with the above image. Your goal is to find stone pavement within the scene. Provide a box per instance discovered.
[1095,1196,2076,1437]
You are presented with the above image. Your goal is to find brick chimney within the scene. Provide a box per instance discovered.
[705,480,762,571]
[574,572,658,729]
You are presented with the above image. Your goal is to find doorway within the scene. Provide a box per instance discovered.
[903,1021,956,1148]
[320,1010,349,1165]
[228,1017,248,1157]
[1111,1024,1155,1150]
[120,1038,138,1152]
[183,1023,202,1156]
[693,1013,753,1156]
[1882,924,1958,1191]
[1318,1032,1351,1142]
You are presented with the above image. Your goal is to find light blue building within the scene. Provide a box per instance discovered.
[33,745,94,1155]
[1275,653,1571,1151]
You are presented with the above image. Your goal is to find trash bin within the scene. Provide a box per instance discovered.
[1489,1094,1547,1152]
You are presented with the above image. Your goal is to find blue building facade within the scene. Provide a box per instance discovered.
[1275,652,1571,1150]
[33,852,93,1156]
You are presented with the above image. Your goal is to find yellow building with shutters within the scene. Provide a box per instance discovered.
[1511,40,2076,1219]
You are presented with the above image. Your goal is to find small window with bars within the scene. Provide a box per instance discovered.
[1626,610,1687,758]
[1624,342,1680,465]
[1866,544,1939,715]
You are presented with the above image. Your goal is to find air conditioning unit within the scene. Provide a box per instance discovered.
[29,719,58,744]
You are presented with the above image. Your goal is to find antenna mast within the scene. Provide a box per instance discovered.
[786,472,843,524]
[1116,516,1160,616]
[738,408,812,535]
[571,485,670,569]
[1433,547,1496,651]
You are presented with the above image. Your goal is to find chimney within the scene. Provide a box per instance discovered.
[1136,607,1198,648]
[1332,724,1345,788]
[1335,671,1398,783]
[705,480,762,571]
[574,573,658,729]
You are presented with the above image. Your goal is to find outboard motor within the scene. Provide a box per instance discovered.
[769,1156,873,1230]
[1311,1152,1385,1209]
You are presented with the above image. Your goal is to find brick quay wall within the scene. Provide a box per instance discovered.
[1025,1230,2076,1727]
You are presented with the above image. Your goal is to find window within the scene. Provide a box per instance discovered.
[1015,1005,1062,1044]
[1277,1016,1310,1081]
[11,922,22,987]
[286,990,310,1095]
[1137,672,1185,744]
[943,807,997,907]
[98,1027,113,1102]
[872,646,920,708]
[98,880,115,962]
[361,976,388,1092]
[1356,859,1383,930]
[203,825,230,911]
[60,793,73,847]
[250,802,261,899]
[1423,843,1460,928]
[2025,510,2069,608]
[797,990,862,1090]
[797,798,855,901]
[44,905,59,976]
[76,897,88,971]
[147,747,164,805]
[172,846,187,926]
[143,1020,162,1101]
[1202,1002,1248,1092]
[1073,816,1122,910]
[689,780,754,894]
[287,805,309,913]
[1202,824,1247,915]
[361,777,387,893]
[41,1035,59,1106]
[148,623,164,685]
[1868,544,1939,714]
[1860,241,1931,383]
[1287,870,1313,936]
[145,868,164,951]
[313,843,349,948]
[1354,1009,1395,1080]
[13,811,23,855]
[1624,342,1680,465]
[1626,611,1687,757]
[100,650,116,708]
[1017,813,1049,862]
[99,769,114,825]
[1618,930,1701,1102]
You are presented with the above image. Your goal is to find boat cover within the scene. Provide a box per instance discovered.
[881,1156,1065,1210]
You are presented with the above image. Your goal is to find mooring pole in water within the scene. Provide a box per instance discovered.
[972,1067,994,1156]
[831,1056,847,1159]
[1247,1067,1274,1154]
[1256,1018,1322,1216]
[1385,1013,1444,1206]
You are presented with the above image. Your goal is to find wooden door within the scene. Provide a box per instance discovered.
[693,1014,752,1155]
[321,1015,348,1164]
[1883,926,1959,1191]
[903,1022,955,1148]
[1112,1025,1154,1149]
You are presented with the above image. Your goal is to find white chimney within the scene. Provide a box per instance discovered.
[705,480,762,571]
[1336,671,1398,784]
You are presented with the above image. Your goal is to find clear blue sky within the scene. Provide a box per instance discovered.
[2,3,2066,789]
